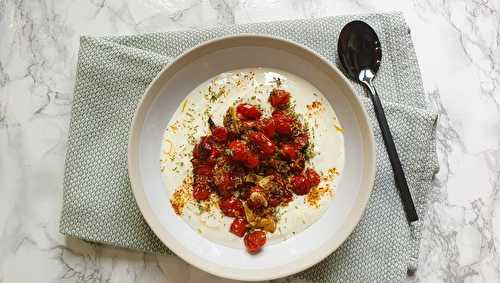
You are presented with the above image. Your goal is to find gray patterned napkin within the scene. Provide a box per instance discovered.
[60,12,438,282]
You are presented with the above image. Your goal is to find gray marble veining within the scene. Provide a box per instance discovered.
[0,0,499,282]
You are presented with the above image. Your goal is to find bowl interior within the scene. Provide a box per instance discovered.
[128,35,375,281]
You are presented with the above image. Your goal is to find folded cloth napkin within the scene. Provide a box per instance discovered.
[60,12,438,282]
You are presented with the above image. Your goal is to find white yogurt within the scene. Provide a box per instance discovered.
[160,68,344,249]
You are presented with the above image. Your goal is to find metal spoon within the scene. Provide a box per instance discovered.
[338,20,418,223]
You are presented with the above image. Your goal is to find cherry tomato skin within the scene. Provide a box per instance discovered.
[275,120,293,135]
[291,175,311,195]
[208,147,220,162]
[305,168,321,187]
[212,126,228,143]
[195,164,213,176]
[236,103,262,120]
[260,118,276,138]
[193,137,213,160]
[269,89,290,108]
[228,140,249,161]
[281,144,298,160]
[219,197,245,217]
[192,182,211,200]
[214,172,234,196]
[244,153,260,169]
[192,146,201,159]
[249,132,276,155]
[272,112,294,135]
[244,230,267,253]
[230,217,248,237]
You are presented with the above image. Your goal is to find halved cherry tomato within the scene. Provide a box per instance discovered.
[193,137,213,160]
[212,126,228,143]
[249,132,276,155]
[236,103,262,120]
[208,147,219,162]
[230,217,248,237]
[192,181,211,200]
[281,144,298,160]
[272,112,294,135]
[260,118,276,138]
[290,175,310,195]
[244,230,267,253]
[269,89,290,108]
[244,153,260,169]
[305,168,321,187]
[219,197,245,217]
[195,164,213,176]
[228,140,249,161]
[214,172,234,196]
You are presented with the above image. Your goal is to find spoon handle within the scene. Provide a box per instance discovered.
[366,83,419,223]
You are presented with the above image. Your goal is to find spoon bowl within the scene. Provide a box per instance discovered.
[338,21,382,82]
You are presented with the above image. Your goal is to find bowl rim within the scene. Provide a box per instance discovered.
[128,34,376,281]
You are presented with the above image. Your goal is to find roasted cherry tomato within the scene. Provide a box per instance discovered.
[230,217,248,237]
[305,168,321,187]
[195,164,213,176]
[192,181,211,200]
[260,118,276,138]
[193,137,213,160]
[228,140,249,161]
[290,175,310,195]
[236,103,262,120]
[268,89,290,108]
[212,126,228,143]
[281,144,298,160]
[249,132,276,155]
[244,230,267,253]
[272,112,294,135]
[244,153,260,169]
[214,172,234,196]
[219,197,245,217]
[208,147,220,162]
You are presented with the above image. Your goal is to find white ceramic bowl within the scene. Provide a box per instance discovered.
[128,35,375,281]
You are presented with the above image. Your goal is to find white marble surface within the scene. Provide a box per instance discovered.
[1,0,499,282]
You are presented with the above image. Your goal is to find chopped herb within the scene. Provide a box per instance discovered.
[273,77,283,87]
